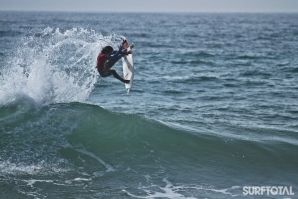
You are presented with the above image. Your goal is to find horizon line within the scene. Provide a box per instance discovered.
[1,10,298,14]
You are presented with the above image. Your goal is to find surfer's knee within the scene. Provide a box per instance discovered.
[110,70,117,74]
[99,70,112,77]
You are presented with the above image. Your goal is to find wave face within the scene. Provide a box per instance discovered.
[1,12,298,198]
[2,102,297,198]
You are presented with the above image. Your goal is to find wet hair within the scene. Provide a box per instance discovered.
[101,46,113,54]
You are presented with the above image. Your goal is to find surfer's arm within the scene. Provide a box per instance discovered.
[108,50,126,61]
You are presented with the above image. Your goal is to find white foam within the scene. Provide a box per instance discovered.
[0,28,121,107]
[0,159,69,175]
[0,160,43,175]
[25,179,54,187]
[123,178,240,199]
[123,178,197,199]
[73,178,91,181]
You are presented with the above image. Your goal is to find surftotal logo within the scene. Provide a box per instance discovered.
[243,186,294,197]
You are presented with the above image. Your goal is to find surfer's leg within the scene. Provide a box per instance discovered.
[105,56,122,69]
[110,70,130,84]
[99,70,112,77]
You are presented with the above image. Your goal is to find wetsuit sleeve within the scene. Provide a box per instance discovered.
[108,50,126,60]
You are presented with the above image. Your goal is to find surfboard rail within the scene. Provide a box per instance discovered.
[121,37,134,94]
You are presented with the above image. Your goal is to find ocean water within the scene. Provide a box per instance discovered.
[0,12,298,199]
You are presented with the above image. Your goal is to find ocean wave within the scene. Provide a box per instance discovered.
[2,88,296,197]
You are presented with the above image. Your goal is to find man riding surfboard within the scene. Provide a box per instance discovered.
[96,40,131,84]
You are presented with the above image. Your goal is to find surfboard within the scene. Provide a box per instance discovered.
[121,37,134,94]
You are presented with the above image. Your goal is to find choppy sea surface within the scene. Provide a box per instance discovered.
[0,12,298,199]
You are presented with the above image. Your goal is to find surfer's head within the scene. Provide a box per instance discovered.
[102,46,114,55]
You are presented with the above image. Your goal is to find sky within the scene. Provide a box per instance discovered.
[0,0,298,13]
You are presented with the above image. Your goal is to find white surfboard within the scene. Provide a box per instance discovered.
[121,37,134,94]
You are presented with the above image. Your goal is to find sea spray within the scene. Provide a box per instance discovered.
[0,27,123,107]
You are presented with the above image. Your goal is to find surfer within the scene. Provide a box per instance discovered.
[96,40,131,84]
